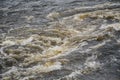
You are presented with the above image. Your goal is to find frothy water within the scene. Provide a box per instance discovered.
[0,0,120,80]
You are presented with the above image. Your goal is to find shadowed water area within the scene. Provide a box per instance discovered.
[0,0,120,80]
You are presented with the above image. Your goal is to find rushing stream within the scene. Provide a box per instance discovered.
[0,0,120,80]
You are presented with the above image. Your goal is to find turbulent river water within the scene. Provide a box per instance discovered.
[0,0,120,80]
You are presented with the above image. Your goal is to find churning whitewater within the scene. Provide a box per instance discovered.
[0,0,120,80]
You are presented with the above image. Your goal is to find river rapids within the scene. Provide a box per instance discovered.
[0,0,120,80]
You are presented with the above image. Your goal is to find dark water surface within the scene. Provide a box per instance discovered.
[0,0,120,80]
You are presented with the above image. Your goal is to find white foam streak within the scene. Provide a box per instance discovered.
[27,62,62,73]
